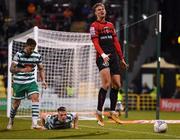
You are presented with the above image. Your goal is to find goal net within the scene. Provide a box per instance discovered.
[7,27,100,119]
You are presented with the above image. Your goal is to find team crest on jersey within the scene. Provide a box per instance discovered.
[104,27,110,33]
[90,27,95,36]
[102,26,113,34]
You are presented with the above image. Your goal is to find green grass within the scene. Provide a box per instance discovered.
[0,111,180,139]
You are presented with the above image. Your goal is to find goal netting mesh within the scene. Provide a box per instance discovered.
[7,27,100,120]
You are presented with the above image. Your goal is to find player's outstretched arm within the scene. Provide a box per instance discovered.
[40,112,47,126]
[120,59,129,70]
[73,113,79,129]
[39,112,49,130]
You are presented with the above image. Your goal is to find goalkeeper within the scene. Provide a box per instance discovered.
[40,106,78,130]
[7,38,47,130]
[90,3,128,126]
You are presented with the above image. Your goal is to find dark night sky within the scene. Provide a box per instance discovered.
[161,0,180,64]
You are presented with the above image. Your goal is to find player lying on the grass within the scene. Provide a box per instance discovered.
[40,106,78,130]
[7,38,47,130]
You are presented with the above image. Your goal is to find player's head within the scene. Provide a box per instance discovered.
[92,3,106,20]
[57,106,67,122]
[24,38,36,55]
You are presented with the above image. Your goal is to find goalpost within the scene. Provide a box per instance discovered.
[7,26,101,119]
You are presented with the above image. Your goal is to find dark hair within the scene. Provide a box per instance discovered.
[92,3,105,13]
[26,38,36,47]
[57,106,66,112]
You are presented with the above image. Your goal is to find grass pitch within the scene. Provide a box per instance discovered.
[0,111,180,139]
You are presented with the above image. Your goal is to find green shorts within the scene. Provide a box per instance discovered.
[12,81,40,100]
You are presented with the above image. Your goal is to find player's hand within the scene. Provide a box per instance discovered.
[101,53,110,66]
[120,59,129,70]
[23,66,33,72]
[42,81,48,89]
[40,126,47,130]
[73,125,79,129]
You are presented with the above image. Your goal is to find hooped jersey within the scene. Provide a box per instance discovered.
[44,113,75,129]
[12,51,42,84]
[90,20,124,59]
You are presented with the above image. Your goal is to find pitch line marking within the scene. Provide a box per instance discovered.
[106,119,180,124]
[79,124,180,139]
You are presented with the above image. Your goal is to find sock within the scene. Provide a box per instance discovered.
[110,88,118,111]
[96,110,103,115]
[116,101,122,111]
[10,106,17,120]
[97,88,107,111]
[32,102,40,126]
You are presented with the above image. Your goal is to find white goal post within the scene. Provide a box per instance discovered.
[7,26,101,119]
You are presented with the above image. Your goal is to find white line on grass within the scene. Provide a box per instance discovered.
[79,124,180,139]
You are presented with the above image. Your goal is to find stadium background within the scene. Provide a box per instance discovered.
[0,1,180,139]
[0,0,180,111]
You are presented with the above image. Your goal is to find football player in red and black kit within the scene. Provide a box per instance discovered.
[90,3,128,126]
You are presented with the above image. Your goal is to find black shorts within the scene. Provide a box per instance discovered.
[96,54,120,75]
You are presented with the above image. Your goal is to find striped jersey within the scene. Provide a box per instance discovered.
[44,113,76,129]
[12,50,42,84]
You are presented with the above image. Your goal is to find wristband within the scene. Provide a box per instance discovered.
[101,53,108,59]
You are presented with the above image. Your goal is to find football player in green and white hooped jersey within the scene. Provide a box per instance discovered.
[40,106,78,130]
[7,38,48,130]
